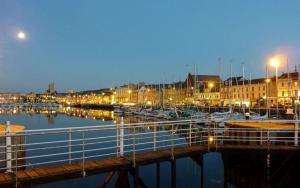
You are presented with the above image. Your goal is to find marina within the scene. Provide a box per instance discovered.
[1,1,300,187]
[0,108,300,187]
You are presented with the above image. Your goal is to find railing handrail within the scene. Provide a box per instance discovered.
[0,119,192,134]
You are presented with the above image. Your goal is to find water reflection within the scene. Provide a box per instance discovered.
[222,150,300,188]
[0,107,161,125]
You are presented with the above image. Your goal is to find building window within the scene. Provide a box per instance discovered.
[282,91,285,96]
[263,86,265,91]
[282,82,284,87]
[252,87,254,91]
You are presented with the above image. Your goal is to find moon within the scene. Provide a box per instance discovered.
[17,31,26,40]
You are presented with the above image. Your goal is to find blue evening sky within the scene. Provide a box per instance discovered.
[1,0,300,92]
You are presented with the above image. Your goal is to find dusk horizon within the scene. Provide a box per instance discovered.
[1,1,300,92]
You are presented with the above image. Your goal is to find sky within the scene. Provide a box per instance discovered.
[1,0,300,93]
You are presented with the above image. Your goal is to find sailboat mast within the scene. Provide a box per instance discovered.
[230,63,233,108]
[242,63,245,113]
[249,72,252,111]
[287,58,290,104]
[266,65,270,117]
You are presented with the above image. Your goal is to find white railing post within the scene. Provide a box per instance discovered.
[294,116,299,146]
[133,126,136,168]
[154,123,156,151]
[171,124,174,160]
[120,117,124,157]
[82,131,86,177]
[260,128,263,145]
[189,120,192,146]
[68,128,72,164]
[14,135,18,188]
[116,121,119,157]
[5,121,12,173]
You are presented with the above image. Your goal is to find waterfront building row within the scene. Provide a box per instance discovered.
[2,72,299,108]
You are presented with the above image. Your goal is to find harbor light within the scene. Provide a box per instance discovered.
[209,83,214,88]
[266,79,271,83]
[209,136,214,142]
[128,90,132,94]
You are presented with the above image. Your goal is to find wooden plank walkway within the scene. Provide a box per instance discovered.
[225,121,295,129]
[0,144,299,187]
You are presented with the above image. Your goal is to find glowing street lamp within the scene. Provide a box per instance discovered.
[208,82,214,110]
[269,57,280,118]
[270,58,280,68]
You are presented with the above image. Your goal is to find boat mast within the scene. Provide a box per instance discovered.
[249,72,252,112]
[230,63,233,110]
[266,65,269,117]
[194,64,197,106]
[242,62,245,114]
[158,80,161,108]
[218,58,222,107]
[287,58,290,106]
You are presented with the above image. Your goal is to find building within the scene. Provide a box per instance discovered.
[277,72,299,106]
[0,93,22,103]
[185,73,221,105]
[220,76,277,108]
[115,84,138,105]
[47,82,56,95]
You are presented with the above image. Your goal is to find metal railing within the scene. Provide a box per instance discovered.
[0,119,299,183]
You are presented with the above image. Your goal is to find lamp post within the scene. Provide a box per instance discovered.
[265,78,271,117]
[128,89,132,103]
[208,83,214,111]
[270,58,280,118]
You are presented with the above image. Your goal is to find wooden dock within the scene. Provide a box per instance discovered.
[0,144,299,187]
[225,121,296,129]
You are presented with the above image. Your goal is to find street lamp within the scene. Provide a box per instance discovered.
[128,90,132,103]
[270,57,280,118]
[208,82,214,111]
